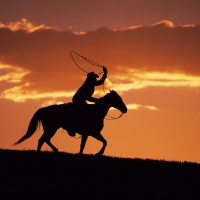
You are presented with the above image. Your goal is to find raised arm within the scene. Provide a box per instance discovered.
[95,67,108,86]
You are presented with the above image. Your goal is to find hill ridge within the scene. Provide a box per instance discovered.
[1,149,200,199]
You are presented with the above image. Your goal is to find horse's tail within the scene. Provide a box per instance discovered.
[14,109,41,145]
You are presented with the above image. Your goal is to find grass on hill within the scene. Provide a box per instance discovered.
[1,149,200,199]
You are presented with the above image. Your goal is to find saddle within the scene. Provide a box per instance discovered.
[63,102,97,136]
[71,102,96,118]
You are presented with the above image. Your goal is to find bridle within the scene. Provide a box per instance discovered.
[105,112,124,120]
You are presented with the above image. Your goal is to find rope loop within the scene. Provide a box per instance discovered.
[70,51,103,74]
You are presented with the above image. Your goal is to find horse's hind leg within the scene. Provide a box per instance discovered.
[37,128,58,153]
[91,132,107,156]
[45,139,58,153]
[37,134,45,152]
[79,134,88,154]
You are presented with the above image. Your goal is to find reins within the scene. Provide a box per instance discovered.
[70,51,124,120]
[105,113,124,120]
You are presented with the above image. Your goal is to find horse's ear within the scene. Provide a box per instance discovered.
[109,89,112,93]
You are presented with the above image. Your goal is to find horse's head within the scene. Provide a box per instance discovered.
[108,90,127,113]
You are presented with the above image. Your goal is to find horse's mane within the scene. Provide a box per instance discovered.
[102,90,118,99]
[97,92,110,104]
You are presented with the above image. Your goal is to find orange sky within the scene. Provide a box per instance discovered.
[1,1,200,163]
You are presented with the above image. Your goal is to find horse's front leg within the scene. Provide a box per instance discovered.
[79,134,88,154]
[91,132,107,156]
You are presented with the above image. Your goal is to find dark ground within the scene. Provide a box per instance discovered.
[1,149,200,200]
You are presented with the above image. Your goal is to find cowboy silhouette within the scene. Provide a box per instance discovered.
[68,67,108,136]
[72,67,108,104]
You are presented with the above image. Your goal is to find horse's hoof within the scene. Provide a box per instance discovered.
[53,149,58,153]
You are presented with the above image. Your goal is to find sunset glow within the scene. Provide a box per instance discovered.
[0,18,55,32]
[1,84,75,102]
[1,0,200,163]
[106,71,200,93]
[0,63,29,83]
[126,103,158,111]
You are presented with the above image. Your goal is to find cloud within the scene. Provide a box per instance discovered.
[126,103,158,111]
[0,18,56,32]
[0,63,29,83]
[106,70,200,92]
[1,19,200,103]
[109,103,158,111]
[1,83,75,102]
[152,20,175,27]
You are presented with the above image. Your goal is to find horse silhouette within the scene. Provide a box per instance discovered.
[14,90,127,155]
